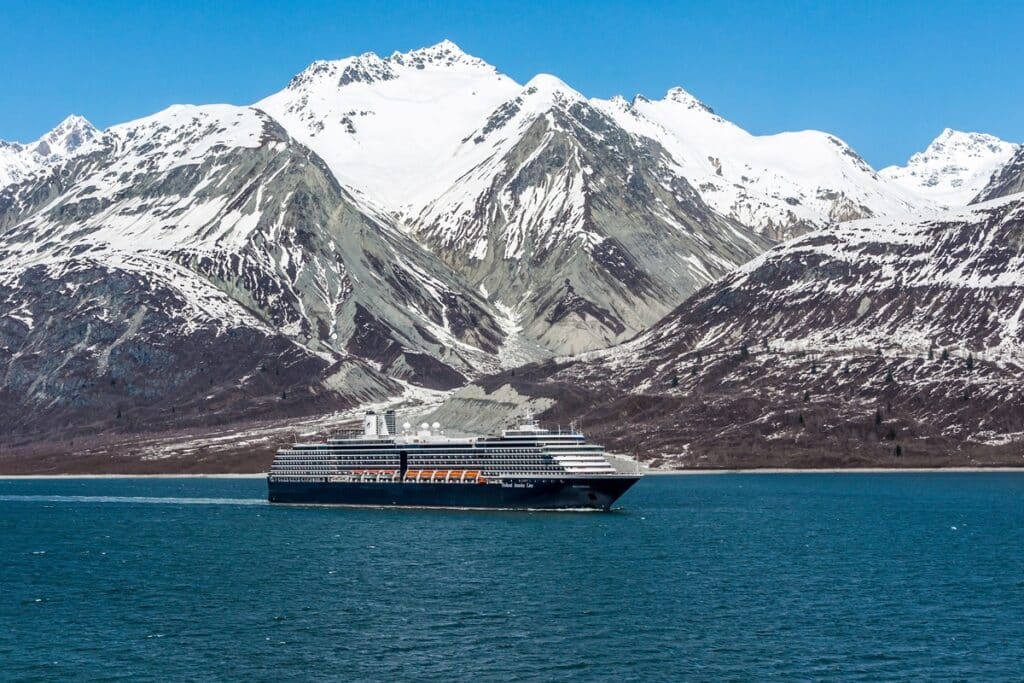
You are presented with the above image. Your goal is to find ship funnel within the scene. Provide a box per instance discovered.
[363,411,378,437]
[374,409,396,436]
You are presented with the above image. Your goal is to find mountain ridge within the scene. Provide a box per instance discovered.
[1,39,1021,468]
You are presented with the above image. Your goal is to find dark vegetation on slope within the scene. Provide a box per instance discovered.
[478,345,1023,469]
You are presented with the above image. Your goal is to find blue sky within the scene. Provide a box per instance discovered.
[2,0,1021,168]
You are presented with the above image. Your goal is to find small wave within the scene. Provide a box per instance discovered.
[0,495,267,506]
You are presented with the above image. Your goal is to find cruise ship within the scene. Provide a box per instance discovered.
[267,411,641,510]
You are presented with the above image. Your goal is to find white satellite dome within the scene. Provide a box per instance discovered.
[431,422,440,430]
[402,422,411,431]
[421,422,430,430]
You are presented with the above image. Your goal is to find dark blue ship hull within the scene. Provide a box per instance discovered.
[267,476,639,510]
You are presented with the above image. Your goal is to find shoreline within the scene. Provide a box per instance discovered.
[2,467,1023,479]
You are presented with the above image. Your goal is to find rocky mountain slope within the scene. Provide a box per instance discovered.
[0,104,505,442]
[976,146,1024,202]
[444,188,1024,468]
[408,74,770,354]
[881,128,1019,206]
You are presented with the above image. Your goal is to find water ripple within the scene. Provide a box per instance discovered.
[1,473,1022,680]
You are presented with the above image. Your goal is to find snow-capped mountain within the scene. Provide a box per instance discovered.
[881,128,1019,206]
[257,40,522,214]
[2,39,1019,455]
[446,188,1024,467]
[0,115,104,188]
[0,103,506,440]
[595,88,926,239]
[261,44,771,355]
[258,42,952,247]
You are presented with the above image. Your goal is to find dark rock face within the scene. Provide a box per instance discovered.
[543,282,626,336]
[464,198,1024,467]
[975,147,1024,202]
[0,261,387,443]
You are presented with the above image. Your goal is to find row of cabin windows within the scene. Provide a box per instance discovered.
[278,456,559,464]
[288,447,545,455]
[276,465,561,472]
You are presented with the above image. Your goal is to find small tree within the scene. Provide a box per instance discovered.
[281,390,288,400]
[798,413,805,426]
[875,409,883,426]
[966,354,975,371]
[886,426,897,440]
[894,444,903,457]
[803,390,811,402]
[885,368,894,383]
[928,347,934,361]
[941,348,949,361]
[670,372,679,388]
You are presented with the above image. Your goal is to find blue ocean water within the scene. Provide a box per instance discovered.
[1,474,1022,681]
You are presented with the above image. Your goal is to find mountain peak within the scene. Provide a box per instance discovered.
[881,128,1018,206]
[664,86,715,114]
[923,128,1011,157]
[33,114,102,160]
[523,73,583,102]
[45,114,95,135]
[0,114,105,189]
[395,39,472,64]
[286,40,497,91]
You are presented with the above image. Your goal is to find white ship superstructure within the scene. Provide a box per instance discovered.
[270,411,620,483]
